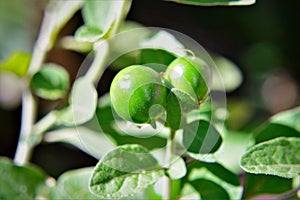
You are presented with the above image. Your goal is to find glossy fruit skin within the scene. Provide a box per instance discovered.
[164,56,209,101]
[110,65,167,123]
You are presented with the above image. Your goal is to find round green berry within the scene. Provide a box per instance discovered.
[110,65,167,123]
[164,56,209,101]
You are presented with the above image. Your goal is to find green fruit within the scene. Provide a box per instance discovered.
[110,65,167,123]
[164,56,209,101]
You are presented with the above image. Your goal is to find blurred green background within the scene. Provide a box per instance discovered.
[0,0,299,177]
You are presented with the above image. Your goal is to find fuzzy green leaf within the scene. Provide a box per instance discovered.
[51,168,97,199]
[71,78,97,125]
[166,0,255,6]
[74,25,103,42]
[89,144,164,198]
[55,78,97,126]
[78,0,132,42]
[241,137,300,178]
[31,63,69,100]
[0,157,48,200]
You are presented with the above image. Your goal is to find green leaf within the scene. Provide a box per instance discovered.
[187,152,217,163]
[31,64,69,99]
[51,167,97,199]
[270,106,300,133]
[41,0,83,54]
[187,129,254,174]
[111,30,184,71]
[89,144,164,198]
[55,78,98,126]
[166,0,255,6]
[0,157,49,200]
[255,123,300,144]
[47,0,83,35]
[122,185,162,200]
[111,28,185,71]
[140,30,187,57]
[140,49,176,68]
[241,137,300,178]
[78,0,132,42]
[187,161,242,199]
[188,164,243,199]
[96,98,167,150]
[167,156,187,180]
[118,21,148,33]
[74,25,103,42]
[166,88,198,130]
[71,78,98,125]
[186,106,212,124]
[110,22,152,70]
[171,88,202,115]
[0,52,31,77]
[217,130,255,173]
[31,63,69,100]
[183,120,222,154]
[255,107,300,143]
[166,91,184,131]
[190,179,230,200]
[188,162,240,186]
[212,55,243,92]
[44,126,116,159]
[243,174,293,198]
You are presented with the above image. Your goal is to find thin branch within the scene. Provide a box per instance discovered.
[14,85,36,165]
[14,10,54,165]
[84,40,109,84]
[163,129,176,200]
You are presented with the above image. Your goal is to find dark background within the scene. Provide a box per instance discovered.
[0,0,299,177]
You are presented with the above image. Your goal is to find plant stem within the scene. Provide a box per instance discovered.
[14,85,36,165]
[14,10,54,165]
[28,11,54,76]
[31,111,57,145]
[84,40,109,84]
[163,129,176,200]
[14,0,84,165]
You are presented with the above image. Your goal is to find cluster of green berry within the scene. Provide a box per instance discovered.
[110,56,210,125]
